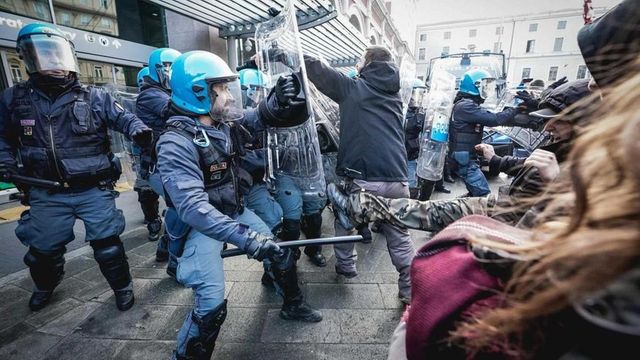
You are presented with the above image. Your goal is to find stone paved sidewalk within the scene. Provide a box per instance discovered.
[0,176,505,359]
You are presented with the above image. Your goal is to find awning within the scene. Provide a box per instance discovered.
[148,0,367,66]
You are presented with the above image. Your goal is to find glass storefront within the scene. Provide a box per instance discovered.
[3,48,140,89]
[1,0,166,47]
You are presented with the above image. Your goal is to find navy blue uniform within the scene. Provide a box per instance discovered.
[0,79,148,308]
[449,98,518,196]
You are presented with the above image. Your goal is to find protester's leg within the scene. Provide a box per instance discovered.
[465,160,491,197]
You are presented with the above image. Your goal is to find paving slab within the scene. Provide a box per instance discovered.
[305,283,385,309]
[38,301,102,337]
[0,331,63,360]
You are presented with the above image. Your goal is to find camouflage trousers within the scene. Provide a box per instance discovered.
[346,191,500,234]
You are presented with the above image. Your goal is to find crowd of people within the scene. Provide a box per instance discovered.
[0,0,638,359]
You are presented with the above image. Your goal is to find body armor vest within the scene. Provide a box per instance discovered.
[449,99,484,153]
[9,82,114,187]
[162,120,252,217]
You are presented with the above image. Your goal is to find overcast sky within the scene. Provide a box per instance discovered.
[388,0,623,51]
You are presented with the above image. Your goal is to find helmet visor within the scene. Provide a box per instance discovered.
[156,62,172,89]
[409,88,426,108]
[244,85,265,108]
[18,34,78,74]
[208,78,244,122]
[478,78,496,100]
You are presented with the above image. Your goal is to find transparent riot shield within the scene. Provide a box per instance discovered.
[399,54,417,115]
[492,89,549,153]
[416,67,457,181]
[255,0,325,197]
[104,84,137,188]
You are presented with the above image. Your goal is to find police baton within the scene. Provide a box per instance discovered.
[221,235,363,258]
[3,174,63,189]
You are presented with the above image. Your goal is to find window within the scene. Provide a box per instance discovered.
[442,46,450,55]
[557,20,567,30]
[529,23,538,32]
[468,44,476,52]
[32,3,48,19]
[80,14,91,25]
[553,37,564,52]
[101,0,109,9]
[94,65,104,79]
[444,31,451,40]
[101,18,112,29]
[526,40,535,53]
[10,64,23,83]
[59,12,72,26]
[496,26,504,35]
[419,34,427,42]
[469,29,477,37]
[522,67,531,79]
[493,42,502,53]
[418,48,426,60]
[576,65,589,79]
[548,66,559,81]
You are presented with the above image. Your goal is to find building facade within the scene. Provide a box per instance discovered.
[414,7,610,86]
[0,0,223,92]
[338,0,413,61]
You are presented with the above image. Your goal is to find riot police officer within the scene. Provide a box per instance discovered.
[136,48,181,268]
[155,51,322,360]
[0,23,152,311]
[449,69,537,196]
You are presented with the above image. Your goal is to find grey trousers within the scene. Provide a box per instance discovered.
[334,179,415,297]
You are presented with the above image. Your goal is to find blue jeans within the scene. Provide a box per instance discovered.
[15,187,125,251]
[452,151,490,196]
[273,175,326,220]
[244,183,283,231]
[407,160,418,188]
[174,208,271,357]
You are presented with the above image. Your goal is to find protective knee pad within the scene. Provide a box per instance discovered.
[278,218,301,241]
[23,247,65,291]
[91,236,132,291]
[272,249,303,305]
[300,212,322,239]
[137,187,159,222]
[184,300,228,360]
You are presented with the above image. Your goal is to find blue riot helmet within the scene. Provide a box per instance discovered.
[16,23,79,75]
[238,68,266,108]
[136,67,149,88]
[148,48,181,89]
[170,51,243,122]
[346,69,358,78]
[408,78,427,108]
[459,68,495,100]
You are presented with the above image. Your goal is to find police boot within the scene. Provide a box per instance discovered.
[147,217,163,242]
[261,219,302,288]
[137,187,160,224]
[176,300,227,360]
[301,213,326,267]
[91,236,135,311]
[273,250,322,322]
[23,247,65,311]
[156,233,169,262]
[326,183,354,230]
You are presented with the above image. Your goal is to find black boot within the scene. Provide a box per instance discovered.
[137,187,160,225]
[23,247,65,311]
[301,213,326,267]
[156,233,169,262]
[147,217,163,242]
[178,300,227,360]
[271,250,322,322]
[91,236,135,311]
[434,179,451,194]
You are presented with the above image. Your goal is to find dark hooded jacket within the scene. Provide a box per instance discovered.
[304,56,407,181]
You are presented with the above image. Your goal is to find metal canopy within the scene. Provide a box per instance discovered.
[149,0,366,66]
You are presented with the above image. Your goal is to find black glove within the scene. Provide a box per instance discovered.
[548,76,568,90]
[0,162,18,182]
[245,231,284,262]
[274,75,301,107]
[511,113,545,131]
[132,128,153,148]
[515,90,539,112]
[356,223,372,244]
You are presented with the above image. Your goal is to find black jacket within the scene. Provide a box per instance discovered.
[304,56,407,181]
